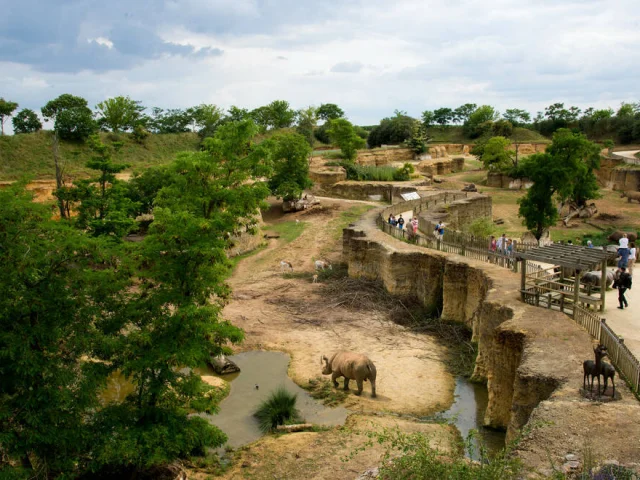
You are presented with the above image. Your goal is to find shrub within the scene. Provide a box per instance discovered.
[132,124,150,144]
[336,162,414,182]
[393,163,415,181]
[463,217,495,238]
[327,118,365,161]
[254,387,303,432]
[314,122,331,144]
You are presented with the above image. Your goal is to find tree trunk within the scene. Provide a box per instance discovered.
[52,132,67,219]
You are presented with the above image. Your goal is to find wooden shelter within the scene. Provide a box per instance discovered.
[516,244,617,315]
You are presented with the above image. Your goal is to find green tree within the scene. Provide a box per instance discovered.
[328,118,366,161]
[517,129,601,239]
[187,104,224,138]
[0,97,19,135]
[433,107,454,128]
[0,184,125,478]
[68,135,136,237]
[227,105,250,122]
[317,103,344,121]
[453,103,477,124]
[42,94,96,141]
[480,136,514,172]
[268,133,313,201]
[421,110,435,129]
[503,108,531,127]
[11,108,42,134]
[95,96,145,133]
[266,100,297,129]
[368,112,416,148]
[404,120,430,154]
[463,105,499,138]
[296,106,318,147]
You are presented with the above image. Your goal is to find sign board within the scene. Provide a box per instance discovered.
[400,191,420,201]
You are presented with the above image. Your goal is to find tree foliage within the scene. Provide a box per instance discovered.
[268,133,313,201]
[296,106,318,147]
[42,94,96,141]
[463,105,499,138]
[250,100,297,131]
[0,97,19,135]
[11,108,42,134]
[503,108,531,127]
[328,118,366,161]
[480,136,514,172]
[432,107,454,127]
[317,103,344,121]
[188,104,224,139]
[368,112,415,148]
[517,129,601,239]
[0,184,125,478]
[453,103,477,124]
[95,96,145,133]
[404,120,430,154]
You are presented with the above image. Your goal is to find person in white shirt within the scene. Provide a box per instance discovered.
[619,234,629,249]
[496,234,506,254]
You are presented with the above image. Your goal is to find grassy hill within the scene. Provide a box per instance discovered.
[0,131,201,181]
[427,126,550,144]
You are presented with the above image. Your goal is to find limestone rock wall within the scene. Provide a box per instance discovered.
[356,148,414,166]
[343,206,599,442]
[417,157,465,177]
[596,157,640,191]
[486,172,533,189]
[416,194,492,232]
[309,167,347,186]
[313,182,421,202]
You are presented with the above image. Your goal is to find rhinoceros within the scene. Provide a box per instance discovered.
[321,352,377,398]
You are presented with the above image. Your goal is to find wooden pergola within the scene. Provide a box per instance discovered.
[516,244,617,315]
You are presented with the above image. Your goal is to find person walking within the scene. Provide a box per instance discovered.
[613,266,633,309]
[411,217,419,235]
[496,233,506,254]
[397,214,405,230]
[437,222,445,242]
[629,242,637,275]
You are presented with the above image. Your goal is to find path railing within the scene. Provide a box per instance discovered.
[376,209,640,395]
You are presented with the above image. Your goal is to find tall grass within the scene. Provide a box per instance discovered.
[267,221,307,243]
[254,387,303,433]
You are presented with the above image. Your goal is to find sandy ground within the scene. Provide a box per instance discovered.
[604,284,640,358]
[223,198,455,416]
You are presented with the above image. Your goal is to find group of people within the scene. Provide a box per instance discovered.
[387,214,419,236]
[489,233,514,256]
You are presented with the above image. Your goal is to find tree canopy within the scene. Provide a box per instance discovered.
[95,96,145,133]
[0,98,19,135]
[268,132,313,201]
[328,118,366,161]
[11,108,42,134]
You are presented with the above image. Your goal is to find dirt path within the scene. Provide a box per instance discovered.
[223,198,455,416]
[604,284,640,358]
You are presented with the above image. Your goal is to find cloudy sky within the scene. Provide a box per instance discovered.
[1,0,638,131]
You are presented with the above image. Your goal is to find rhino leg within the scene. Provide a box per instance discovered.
[331,372,340,388]
[343,378,350,391]
[355,379,364,396]
[370,378,377,398]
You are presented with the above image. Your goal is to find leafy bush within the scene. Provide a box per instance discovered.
[393,163,415,181]
[254,387,303,432]
[368,113,416,148]
[463,217,495,238]
[12,108,42,134]
[335,162,414,182]
[132,124,150,144]
[55,107,97,141]
[327,118,365,161]
[314,122,331,144]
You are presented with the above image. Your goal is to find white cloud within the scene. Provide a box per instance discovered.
[1,0,639,132]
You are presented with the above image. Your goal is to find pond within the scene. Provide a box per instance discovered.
[200,351,349,447]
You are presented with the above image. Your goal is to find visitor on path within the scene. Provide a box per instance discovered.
[411,217,419,235]
[629,242,636,275]
[437,222,445,241]
[388,214,393,225]
[587,240,593,248]
[397,214,405,230]
[618,240,631,269]
[506,239,513,256]
[496,233,506,254]
[613,267,633,309]
[619,234,629,249]
[390,214,397,226]
[433,222,441,239]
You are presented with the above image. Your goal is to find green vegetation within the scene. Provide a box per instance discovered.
[253,387,303,433]
[268,133,313,201]
[326,205,375,242]
[11,108,42,134]
[267,220,307,243]
[368,111,416,148]
[462,217,496,238]
[327,118,365,161]
[428,126,549,144]
[0,97,19,135]
[306,378,349,406]
[0,130,200,180]
[331,161,415,182]
[356,428,522,480]
[518,129,601,239]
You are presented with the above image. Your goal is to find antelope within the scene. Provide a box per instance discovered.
[312,274,318,283]
[280,260,293,272]
[315,260,332,271]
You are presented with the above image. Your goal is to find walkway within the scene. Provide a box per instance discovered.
[613,150,640,160]
[604,284,640,359]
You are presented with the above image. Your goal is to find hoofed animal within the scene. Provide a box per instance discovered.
[280,260,293,272]
[583,344,607,396]
[600,361,616,398]
[607,230,638,244]
[321,352,377,397]
[581,270,614,294]
[621,191,640,204]
[314,260,332,271]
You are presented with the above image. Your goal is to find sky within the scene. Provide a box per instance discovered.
[1,0,639,133]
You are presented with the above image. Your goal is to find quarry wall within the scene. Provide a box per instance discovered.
[596,157,640,191]
[342,196,603,442]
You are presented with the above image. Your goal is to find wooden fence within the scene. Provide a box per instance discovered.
[377,213,640,396]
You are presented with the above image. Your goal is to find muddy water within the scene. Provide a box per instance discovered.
[201,351,349,447]
[441,377,506,459]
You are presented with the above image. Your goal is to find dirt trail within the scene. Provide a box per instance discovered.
[223,198,455,416]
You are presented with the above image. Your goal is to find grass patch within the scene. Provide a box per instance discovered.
[427,126,549,144]
[253,387,303,433]
[326,205,376,241]
[266,221,307,243]
[228,243,268,270]
[0,130,200,180]
[306,377,349,407]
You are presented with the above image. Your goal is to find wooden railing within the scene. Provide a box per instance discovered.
[376,204,640,396]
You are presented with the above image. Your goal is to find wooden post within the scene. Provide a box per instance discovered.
[520,259,526,301]
[573,269,580,319]
[600,259,607,312]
